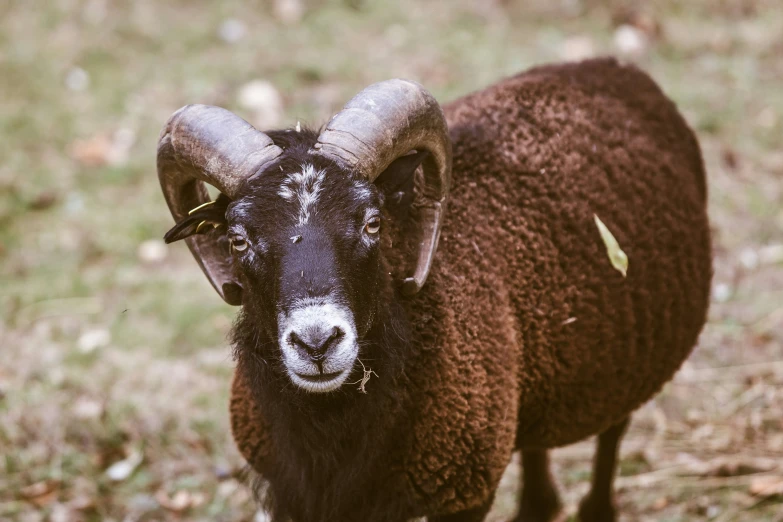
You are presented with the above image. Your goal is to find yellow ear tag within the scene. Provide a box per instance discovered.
[188,200,216,216]
[195,220,210,234]
[195,220,222,234]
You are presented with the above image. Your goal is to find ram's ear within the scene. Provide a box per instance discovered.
[164,193,231,243]
[374,150,429,220]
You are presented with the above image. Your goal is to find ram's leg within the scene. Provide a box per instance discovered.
[577,417,630,522]
[429,493,495,522]
[514,449,562,522]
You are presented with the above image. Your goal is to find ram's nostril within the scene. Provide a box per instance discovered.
[325,326,345,347]
[289,331,307,351]
[289,325,345,362]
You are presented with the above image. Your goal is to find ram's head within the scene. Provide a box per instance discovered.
[158,80,451,393]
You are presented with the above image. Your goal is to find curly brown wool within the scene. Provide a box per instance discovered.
[229,58,712,522]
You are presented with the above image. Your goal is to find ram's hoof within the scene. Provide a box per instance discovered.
[576,495,617,522]
[513,499,563,522]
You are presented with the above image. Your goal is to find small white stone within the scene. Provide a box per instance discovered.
[273,0,304,25]
[237,80,284,128]
[614,25,648,57]
[72,397,104,419]
[65,67,90,92]
[238,80,280,111]
[560,36,596,62]
[138,239,168,264]
[218,18,246,43]
[106,450,143,481]
[706,505,721,519]
[77,328,111,353]
[712,282,732,303]
[217,480,239,498]
[739,247,759,270]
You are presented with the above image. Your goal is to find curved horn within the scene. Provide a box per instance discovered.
[312,79,451,295]
[158,104,282,305]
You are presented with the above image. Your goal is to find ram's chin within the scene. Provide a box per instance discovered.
[288,368,351,393]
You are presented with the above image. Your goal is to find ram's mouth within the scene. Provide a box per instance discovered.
[288,368,351,393]
[295,371,345,383]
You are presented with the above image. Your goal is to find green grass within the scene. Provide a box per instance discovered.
[1,0,782,520]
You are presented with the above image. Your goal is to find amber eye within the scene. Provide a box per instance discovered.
[230,236,248,252]
[364,217,381,235]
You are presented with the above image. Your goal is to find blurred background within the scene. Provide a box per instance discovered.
[1,0,782,520]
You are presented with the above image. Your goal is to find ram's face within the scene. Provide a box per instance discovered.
[228,162,384,393]
[159,83,450,395]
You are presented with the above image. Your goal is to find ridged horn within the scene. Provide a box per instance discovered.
[312,79,452,295]
[157,104,282,305]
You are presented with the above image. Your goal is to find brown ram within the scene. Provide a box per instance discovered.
[158,58,712,522]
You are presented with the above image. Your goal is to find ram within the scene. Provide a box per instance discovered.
[158,58,712,522]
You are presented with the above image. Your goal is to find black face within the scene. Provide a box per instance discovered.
[164,128,428,393]
[228,152,385,392]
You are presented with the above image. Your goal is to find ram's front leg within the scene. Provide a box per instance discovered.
[514,449,562,522]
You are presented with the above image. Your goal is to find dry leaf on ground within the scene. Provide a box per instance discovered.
[156,490,205,512]
[105,449,143,481]
[749,476,783,498]
[19,480,60,507]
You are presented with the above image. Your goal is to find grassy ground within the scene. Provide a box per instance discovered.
[1,0,782,520]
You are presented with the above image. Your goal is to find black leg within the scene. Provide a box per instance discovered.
[513,449,562,522]
[578,417,630,522]
[429,493,495,522]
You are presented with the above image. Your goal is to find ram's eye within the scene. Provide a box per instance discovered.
[230,236,249,252]
[364,217,381,235]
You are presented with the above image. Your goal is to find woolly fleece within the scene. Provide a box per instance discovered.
[230,58,712,517]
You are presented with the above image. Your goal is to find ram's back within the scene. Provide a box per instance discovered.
[436,57,712,447]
